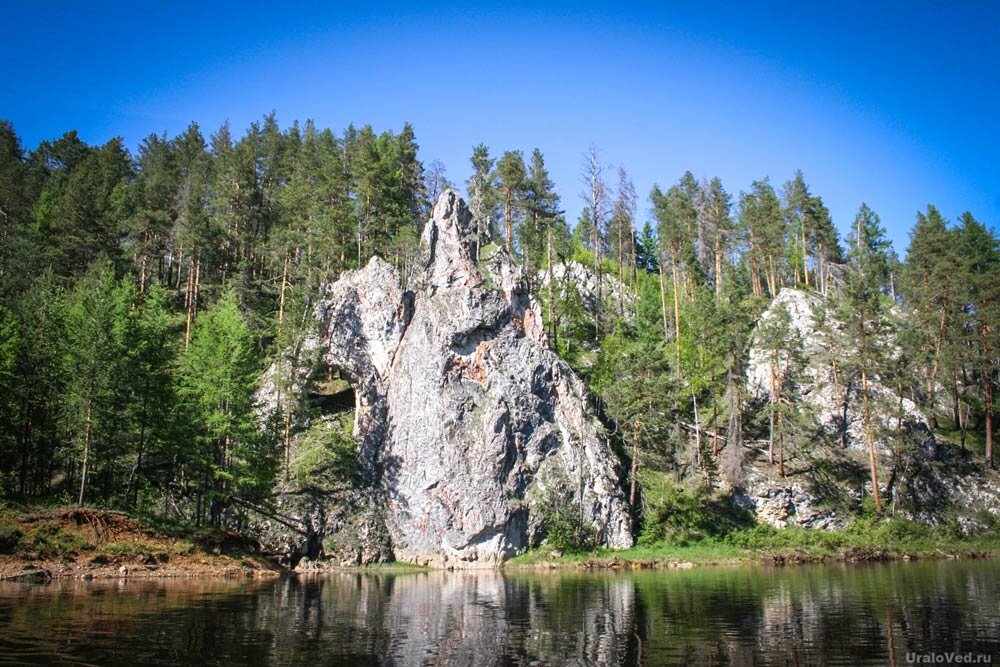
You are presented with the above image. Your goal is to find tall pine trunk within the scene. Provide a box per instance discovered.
[862,368,883,513]
[984,363,994,469]
[77,397,93,507]
[801,222,809,287]
[714,233,723,301]
[658,264,670,342]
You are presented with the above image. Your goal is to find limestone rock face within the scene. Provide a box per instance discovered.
[742,288,1000,529]
[746,288,927,454]
[300,190,633,566]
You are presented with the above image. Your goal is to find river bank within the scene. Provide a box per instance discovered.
[504,519,1000,571]
[0,506,282,581]
[3,506,996,579]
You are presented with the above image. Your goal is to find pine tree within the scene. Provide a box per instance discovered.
[176,291,272,525]
[424,159,451,205]
[520,149,562,293]
[900,205,963,429]
[607,167,637,314]
[61,265,132,505]
[495,150,527,253]
[635,221,659,273]
[580,146,610,340]
[835,203,894,513]
[651,179,697,351]
[782,170,811,286]
[6,275,65,497]
[121,284,178,508]
[754,302,811,476]
[956,212,1000,467]
[602,342,677,507]
[466,144,497,260]
[0,121,29,280]
[700,177,733,301]
[738,179,785,297]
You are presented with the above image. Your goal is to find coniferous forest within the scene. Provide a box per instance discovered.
[0,116,996,535]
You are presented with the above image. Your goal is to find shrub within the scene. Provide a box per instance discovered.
[290,413,358,487]
[530,469,598,552]
[0,524,22,554]
[20,520,92,559]
[638,472,753,546]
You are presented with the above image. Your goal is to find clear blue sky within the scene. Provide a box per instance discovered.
[3,1,998,254]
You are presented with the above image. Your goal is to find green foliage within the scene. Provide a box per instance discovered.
[531,470,598,553]
[724,516,942,554]
[290,413,358,487]
[0,114,996,545]
[0,523,22,554]
[541,501,598,553]
[637,472,752,545]
[598,337,678,470]
[176,291,277,524]
[18,520,92,560]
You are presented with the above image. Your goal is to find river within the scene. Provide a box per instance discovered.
[0,559,997,665]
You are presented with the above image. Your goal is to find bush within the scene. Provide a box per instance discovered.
[19,520,92,559]
[0,524,22,554]
[544,503,598,552]
[724,524,842,551]
[290,413,358,487]
[531,470,598,552]
[638,472,753,546]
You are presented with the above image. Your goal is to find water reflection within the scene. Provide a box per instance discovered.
[0,560,997,665]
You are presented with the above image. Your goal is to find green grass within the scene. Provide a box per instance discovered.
[15,519,95,560]
[506,540,747,568]
[505,518,1000,569]
[336,560,429,571]
[934,425,986,456]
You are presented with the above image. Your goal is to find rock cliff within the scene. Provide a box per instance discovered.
[260,190,633,567]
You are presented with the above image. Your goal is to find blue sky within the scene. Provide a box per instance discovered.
[2,1,998,253]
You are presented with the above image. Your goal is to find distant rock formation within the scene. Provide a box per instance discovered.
[260,190,633,567]
[747,288,929,453]
[539,260,636,324]
[741,288,1000,530]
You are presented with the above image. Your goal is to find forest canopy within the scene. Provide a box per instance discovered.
[0,116,996,532]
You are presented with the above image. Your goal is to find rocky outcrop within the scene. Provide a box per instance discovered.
[746,288,927,454]
[262,190,633,567]
[741,288,1000,529]
[539,261,635,324]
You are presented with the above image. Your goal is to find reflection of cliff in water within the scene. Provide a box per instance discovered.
[1,561,999,665]
[255,572,638,665]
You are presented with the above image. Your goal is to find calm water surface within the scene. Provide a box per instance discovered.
[0,560,997,666]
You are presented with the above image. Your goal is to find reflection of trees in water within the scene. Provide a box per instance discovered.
[2,561,999,665]
[511,573,637,664]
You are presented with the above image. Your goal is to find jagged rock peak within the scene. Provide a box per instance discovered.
[420,189,484,292]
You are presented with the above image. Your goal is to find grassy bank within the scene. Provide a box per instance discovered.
[505,518,1000,570]
[0,504,282,580]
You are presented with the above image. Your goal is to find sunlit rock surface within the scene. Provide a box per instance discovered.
[741,288,1000,529]
[263,190,633,566]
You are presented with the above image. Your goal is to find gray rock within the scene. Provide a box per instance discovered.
[539,260,635,325]
[747,288,927,456]
[264,190,633,567]
[741,288,1000,529]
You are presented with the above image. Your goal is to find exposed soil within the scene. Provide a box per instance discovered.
[0,507,285,581]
